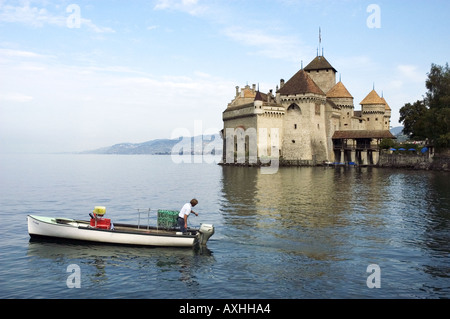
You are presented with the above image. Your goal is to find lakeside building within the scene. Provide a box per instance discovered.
[221,53,395,166]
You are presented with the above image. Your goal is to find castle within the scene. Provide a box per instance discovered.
[221,53,395,166]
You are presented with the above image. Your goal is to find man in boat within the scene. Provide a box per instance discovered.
[178,199,198,233]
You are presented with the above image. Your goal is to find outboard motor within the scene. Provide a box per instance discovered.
[198,223,214,245]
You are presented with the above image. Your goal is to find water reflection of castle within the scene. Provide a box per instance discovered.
[222,53,395,166]
[219,165,388,259]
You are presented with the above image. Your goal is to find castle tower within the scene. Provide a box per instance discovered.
[327,81,354,130]
[360,89,386,131]
[381,95,392,130]
[277,69,328,162]
[304,55,337,94]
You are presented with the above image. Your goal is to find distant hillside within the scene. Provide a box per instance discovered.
[390,126,404,136]
[82,128,404,155]
[81,134,222,155]
[390,126,408,142]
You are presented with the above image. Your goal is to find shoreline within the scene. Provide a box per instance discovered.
[218,154,450,172]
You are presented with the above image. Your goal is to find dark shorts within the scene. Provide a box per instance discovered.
[177,217,186,232]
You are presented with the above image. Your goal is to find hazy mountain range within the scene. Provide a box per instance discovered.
[81,134,222,155]
[81,127,404,155]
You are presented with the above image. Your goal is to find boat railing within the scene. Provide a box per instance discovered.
[136,208,151,230]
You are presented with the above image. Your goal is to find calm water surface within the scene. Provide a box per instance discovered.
[0,154,449,299]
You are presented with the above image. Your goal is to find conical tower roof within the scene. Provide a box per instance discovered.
[360,89,384,105]
[326,81,353,98]
[304,55,337,72]
[254,90,263,101]
[277,69,325,96]
[381,97,391,110]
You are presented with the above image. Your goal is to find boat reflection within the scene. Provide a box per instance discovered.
[27,238,215,290]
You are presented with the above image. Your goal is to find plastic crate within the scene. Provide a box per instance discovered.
[90,217,111,229]
[157,210,179,229]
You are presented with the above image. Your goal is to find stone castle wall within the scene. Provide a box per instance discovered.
[377,153,450,171]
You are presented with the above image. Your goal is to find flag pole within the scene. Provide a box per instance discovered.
[319,27,321,56]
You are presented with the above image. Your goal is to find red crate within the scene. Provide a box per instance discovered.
[90,217,111,229]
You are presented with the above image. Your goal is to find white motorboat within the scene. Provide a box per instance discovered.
[27,214,214,248]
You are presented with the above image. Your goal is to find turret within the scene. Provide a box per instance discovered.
[254,89,263,109]
[360,89,386,131]
[327,80,354,129]
[381,95,392,130]
[304,55,337,94]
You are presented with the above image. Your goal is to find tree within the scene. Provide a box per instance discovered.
[425,63,450,110]
[399,63,450,149]
[399,100,428,139]
[379,138,395,150]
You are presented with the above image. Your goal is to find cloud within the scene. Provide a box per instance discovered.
[153,1,310,63]
[0,2,65,27]
[0,92,33,102]
[80,18,115,33]
[0,2,114,33]
[0,47,231,153]
[0,48,54,59]
[154,0,207,16]
[397,64,426,83]
[384,65,426,91]
[223,26,309,62]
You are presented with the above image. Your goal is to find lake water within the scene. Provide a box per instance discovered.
[0,154,449,299]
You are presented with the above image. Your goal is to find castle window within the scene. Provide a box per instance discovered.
[375,118,378,121]
[294,124,297,129]
[292,140,295,143]
[367,118,370,121]
[288,103,301,112]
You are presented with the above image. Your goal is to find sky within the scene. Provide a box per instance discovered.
[0,0,449,153]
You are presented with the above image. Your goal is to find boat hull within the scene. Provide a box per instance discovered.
[27,215,201,248]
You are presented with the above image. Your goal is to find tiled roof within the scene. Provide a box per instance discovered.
[327,81,353,98]
[381,97,391,110]
[277,69,325,96]
[332,130,396,139]
[254,90,263,101]
[304,55,337,72]
[360,90,385,105]
[242,87,256,98]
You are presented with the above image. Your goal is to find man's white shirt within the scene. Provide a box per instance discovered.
[179,203,192,218]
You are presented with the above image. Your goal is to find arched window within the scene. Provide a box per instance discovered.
[287,103,301,112]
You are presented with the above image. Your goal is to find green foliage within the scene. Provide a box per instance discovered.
[379,138,395,149]
[399,63,450,150]
[399,100,428,139]
[425,63,450,110]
